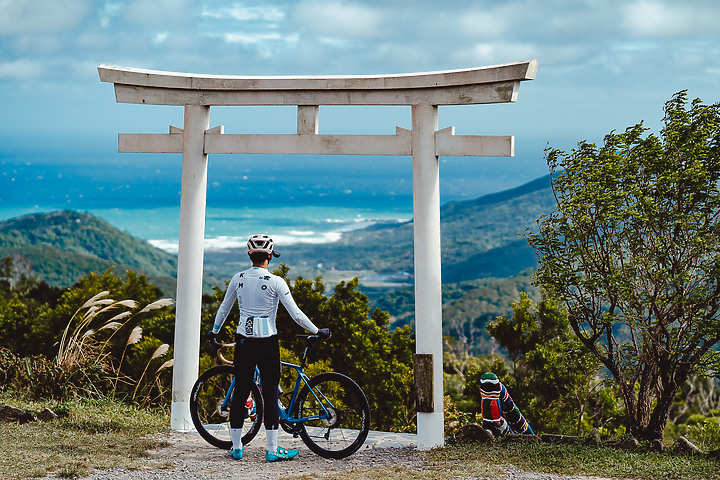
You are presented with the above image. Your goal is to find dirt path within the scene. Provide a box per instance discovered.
[83,430,425,480]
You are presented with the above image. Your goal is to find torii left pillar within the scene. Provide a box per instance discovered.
[98,60,538,445]
[172,105,210,429]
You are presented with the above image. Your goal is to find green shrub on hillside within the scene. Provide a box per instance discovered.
[0,348,109,400]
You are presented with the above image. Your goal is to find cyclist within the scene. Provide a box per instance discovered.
[207,234,331,462]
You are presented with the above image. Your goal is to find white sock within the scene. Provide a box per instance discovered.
[266,427,278,452]
[231,428,243,450]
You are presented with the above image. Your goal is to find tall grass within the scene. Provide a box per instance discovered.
[54,292,174,406]
[133,343,170,400]
[114,325,142,389]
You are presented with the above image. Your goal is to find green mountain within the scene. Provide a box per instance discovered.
[0,210,178,294]
[206,174,555,284]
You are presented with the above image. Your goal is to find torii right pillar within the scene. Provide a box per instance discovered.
[412,103,445,445]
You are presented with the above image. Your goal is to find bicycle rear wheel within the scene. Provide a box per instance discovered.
[189,365,263,449]
[295,372,370,459]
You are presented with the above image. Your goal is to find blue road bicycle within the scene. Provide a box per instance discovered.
[189,334,370,459]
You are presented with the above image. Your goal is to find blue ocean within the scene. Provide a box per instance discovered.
[0,138,548,252]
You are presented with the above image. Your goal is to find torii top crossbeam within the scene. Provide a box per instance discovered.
[98,60,537,450]
[99,61,536,105]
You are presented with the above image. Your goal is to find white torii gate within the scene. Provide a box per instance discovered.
[98,60,537,449]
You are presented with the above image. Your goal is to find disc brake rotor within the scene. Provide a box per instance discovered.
[216,400,230,418]
[321,407,338,427]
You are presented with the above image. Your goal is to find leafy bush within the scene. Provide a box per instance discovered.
[684,417,720,452]
[0,264,175,405]
[444,395,479,439]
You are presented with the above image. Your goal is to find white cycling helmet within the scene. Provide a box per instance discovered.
[247,234,281,257]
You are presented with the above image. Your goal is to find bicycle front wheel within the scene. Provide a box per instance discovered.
[295,372,370,459]
[189,365,263,449]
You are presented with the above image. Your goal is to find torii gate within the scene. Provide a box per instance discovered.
[98,60,537,449]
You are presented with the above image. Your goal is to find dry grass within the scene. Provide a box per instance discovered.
[53,292,174,406]
[282,439,720,480]
[287,462,500,480]
[2,393,719,480]
[0,396,170,479]
[315,441,720,480]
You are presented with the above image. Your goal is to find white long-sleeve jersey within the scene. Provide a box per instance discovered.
[212,266,319,338]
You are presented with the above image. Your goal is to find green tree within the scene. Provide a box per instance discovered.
[0,256,63,355]
[526,91,720,441]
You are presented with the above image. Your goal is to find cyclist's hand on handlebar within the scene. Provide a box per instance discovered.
[318,328,332,339]
[205,330,221,350]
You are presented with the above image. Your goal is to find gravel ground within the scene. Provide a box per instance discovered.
[74,430,616,480]
[81,430,425,480]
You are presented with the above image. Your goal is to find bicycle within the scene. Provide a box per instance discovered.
[189,334,371,459]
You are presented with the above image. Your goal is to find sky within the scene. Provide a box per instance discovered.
[1,0,719,180]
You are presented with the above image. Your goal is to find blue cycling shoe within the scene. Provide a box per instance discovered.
[265,446,298,461]
[230,446,243,460]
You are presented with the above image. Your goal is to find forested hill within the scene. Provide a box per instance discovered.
[203,174,557,352]
[0,210,178,293]
[239,174,556,284]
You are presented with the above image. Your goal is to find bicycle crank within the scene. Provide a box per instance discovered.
[280,419,301,436]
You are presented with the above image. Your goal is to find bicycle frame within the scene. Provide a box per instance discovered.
[279,359,334,425]
[216,339,334,427]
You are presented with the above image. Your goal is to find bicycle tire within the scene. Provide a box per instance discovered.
[189,365,263,449]
[294,372,370,459]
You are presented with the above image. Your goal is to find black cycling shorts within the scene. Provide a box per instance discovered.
[229,334,281,430]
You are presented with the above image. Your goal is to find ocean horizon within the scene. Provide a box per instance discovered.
[1,143,549,252]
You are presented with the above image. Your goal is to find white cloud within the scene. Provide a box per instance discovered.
[290,0,384,39]
[457,11,509,39]
[202,4,285,22]
[0,0,92,35]
[0,0,719,96]
[451,42,539,69]
[0,59,44,79]
[621,0,720,38]
[622,1,690,38]
[99,2,123,28]
[222,32,298,46]
[123,0,195,28]
[153,32,169,44]
[9,34,65,56]
[0,0,718,153]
